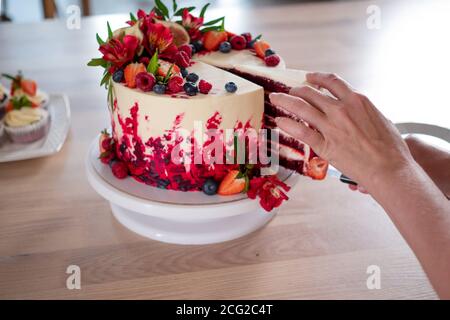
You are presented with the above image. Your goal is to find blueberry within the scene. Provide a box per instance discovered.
[186,72,199,83]
[225,82,237,93]
[181,68,189,78]
[112,69,124,83]
[189,43,197,54]
[153,84,166,94]
[264,48,276,57]
[219,41,232,53]
[192,40,203,52]
[183,82,198,96]
[202,178,219,195]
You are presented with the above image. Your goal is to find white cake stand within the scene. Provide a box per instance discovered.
[86,137,299,245]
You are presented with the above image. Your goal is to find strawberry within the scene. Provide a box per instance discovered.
[306,157,328,180]
[203,31,228,51]
[99,131,110,153]
[21,79,37,96]
[157,60,181,78]
[124,63,146,88]
[218,170,246,195]
[254,40,271,59]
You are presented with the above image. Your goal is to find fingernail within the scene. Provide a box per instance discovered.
[269,92,278,101]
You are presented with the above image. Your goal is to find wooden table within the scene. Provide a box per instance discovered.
[1,0,447,299]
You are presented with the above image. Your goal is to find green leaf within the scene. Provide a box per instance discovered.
[153,7,165,19]
[200,25,223,33]
[253,34,262,42]
[11,95,32,110]
[147,50,159,75]
[87,58,106,67]
[162,64,174,83]
[202,16,224,27]
[107,22,113,39]
[200,3,210,18]
[96,33,105,45]
[243,176,250,193]
[1,73,16,81]
[129,12,137,22]
[155,0,169,18]
[100,72,111,87]
[174,6,195,16]
[172,0,177,12]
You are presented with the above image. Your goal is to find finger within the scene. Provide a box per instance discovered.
[289,85,336,113]
[275,117,325,155]
[358,185,369,194]
[306,72,354,100]
[269,92,326,131]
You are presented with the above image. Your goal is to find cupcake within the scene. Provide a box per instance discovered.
[0,83,8,119]
[2,72,48,109]
[4,107,49,143]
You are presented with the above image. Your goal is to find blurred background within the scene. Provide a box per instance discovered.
[1,0,347,22]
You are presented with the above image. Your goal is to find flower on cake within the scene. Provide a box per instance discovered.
[99,35,140,71]
[182,8,204,41]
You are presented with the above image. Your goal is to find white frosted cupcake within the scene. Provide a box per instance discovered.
[4,107,49,143]
[0,83,8,119]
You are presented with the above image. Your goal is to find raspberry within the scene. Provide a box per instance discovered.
[135,72,156,92]
[175,51,190,68]
[112,161,129,179]
[198,79,212,94]
[230,35,247,50]
[167,76,184,93]
[100,150,114,164]
[264,54,280,67]
[178,44,193,58]
[241,32,252,43]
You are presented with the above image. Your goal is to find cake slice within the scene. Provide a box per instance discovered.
[230,65,328,179]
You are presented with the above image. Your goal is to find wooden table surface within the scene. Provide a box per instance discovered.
[1,0,448,299]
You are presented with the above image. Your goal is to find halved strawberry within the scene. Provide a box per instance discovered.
[306,157,328,180]
[218,170,246,195]
[254,40,270,59]
[21,79,37,96]
[203,30,228,51]
[157,60,181,78]
[124,63,146,88]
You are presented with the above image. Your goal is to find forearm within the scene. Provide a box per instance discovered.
[368,160,450,299]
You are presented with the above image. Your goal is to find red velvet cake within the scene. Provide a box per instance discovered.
[88,1,328,211]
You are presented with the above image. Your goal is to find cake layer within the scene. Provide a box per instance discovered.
[112,61,264,140]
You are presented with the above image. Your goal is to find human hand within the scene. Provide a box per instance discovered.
[270,72,414,192]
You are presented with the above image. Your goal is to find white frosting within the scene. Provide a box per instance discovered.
[195,49,286,70]
[112,61,264,144]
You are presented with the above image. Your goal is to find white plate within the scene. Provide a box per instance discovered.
[86,136,300,244]
[0,94,71,162]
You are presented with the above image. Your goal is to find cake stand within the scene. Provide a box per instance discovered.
[86,137,299,245]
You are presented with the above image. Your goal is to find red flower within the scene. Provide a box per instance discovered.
[182,9,204,41]
[99,35,139,69]
[147,22,173,53]
[247,175,291,212]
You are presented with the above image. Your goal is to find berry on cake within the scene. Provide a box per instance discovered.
[88,0,328,212]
